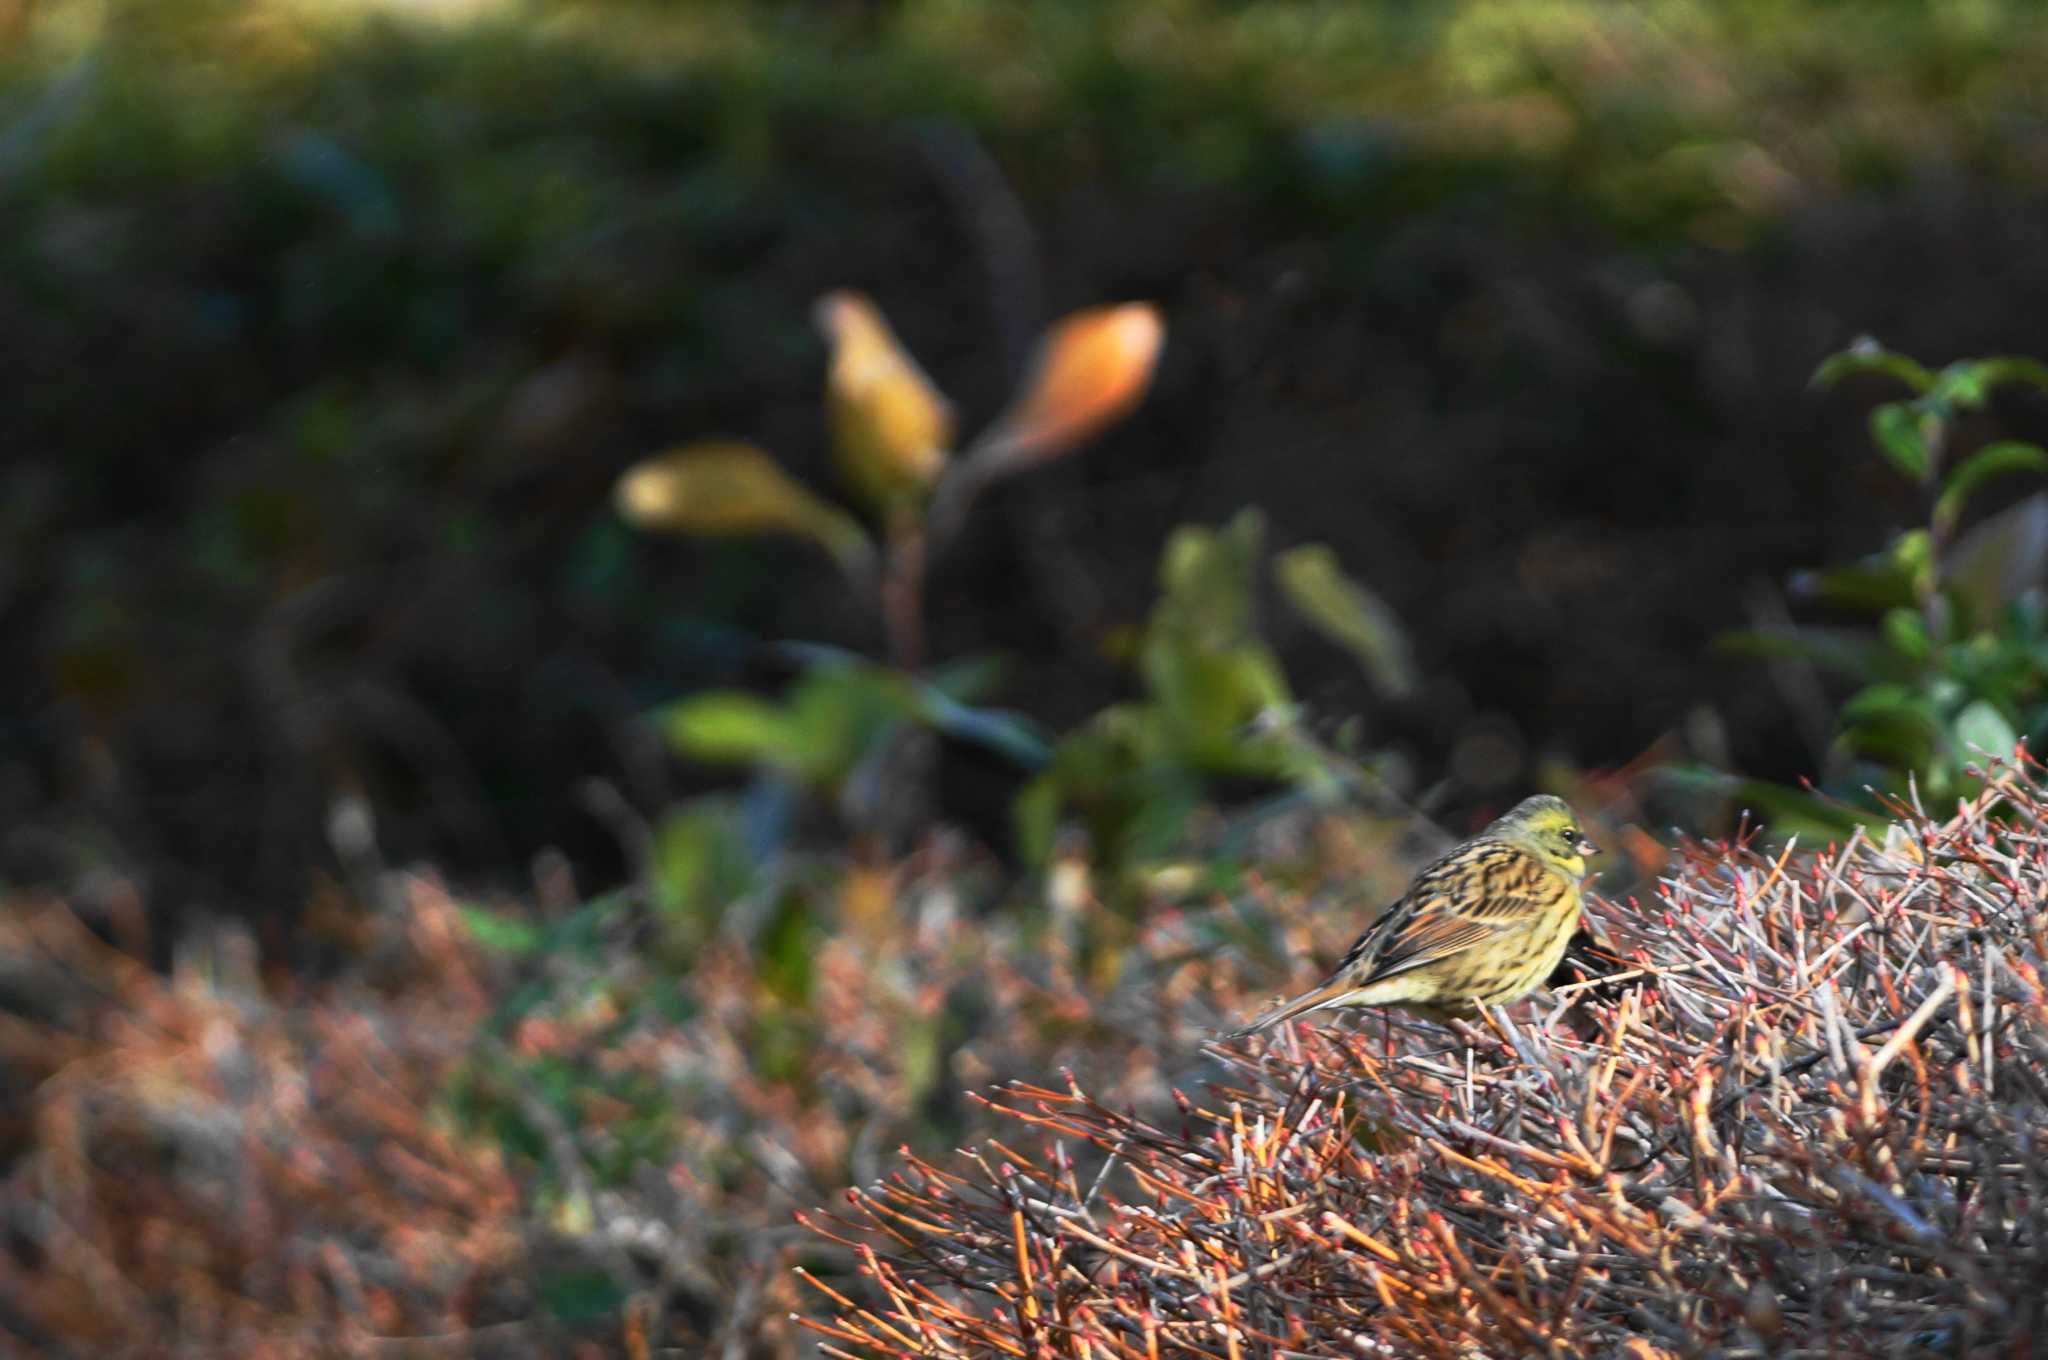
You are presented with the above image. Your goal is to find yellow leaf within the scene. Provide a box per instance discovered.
[976,302,1163,470]
[615,441,870,568]
[815,290,954,511]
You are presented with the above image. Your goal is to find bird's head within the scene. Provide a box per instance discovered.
[1492,794,1600,878]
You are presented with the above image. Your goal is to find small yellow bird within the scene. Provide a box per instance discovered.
[1226,795,1599,1037]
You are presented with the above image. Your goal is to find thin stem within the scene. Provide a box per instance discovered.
[880,510,929,671]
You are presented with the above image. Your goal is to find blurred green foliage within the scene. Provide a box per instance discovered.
[649,507,1411,900]
[5,0,2046,906]
[450,889,681,1199]
[617,280,1163,872]
[659,649,1048,817]
[1716,344,2048,825]
[8,0,2046,242]
[1017,508,1411,898]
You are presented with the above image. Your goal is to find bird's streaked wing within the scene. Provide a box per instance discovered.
[1346,841,1568,983]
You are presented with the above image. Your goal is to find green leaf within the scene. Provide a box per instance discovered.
[1935,441,2048,535]
[1810,339,1934,394]
[913,689,1053,768]
[784,664,916,785]
[1974,356,2048,395]
[1117,765,1207,865]
[748,1008,811,1084]
[457,905,545,958]
[650,802,749,926]
[757,890,819,1005]
[876,657,1053,768]
[1839,681,1921,724]
[1839,683,1941,769]
[924,654,1008,703]
[1929,361,1995,411]
[1143,641,1290,763]
[1789,554,1916,612]
[538,1267,631,1325]
[1155,510,1265,649]
[1869,402,1932,481]
[1879,608,1930,663]
[1274,544,1417,699]
[660,691,798,766]
[1715,625,1896,679]
[545,892,634,964]
[1012,770,1063,864]
[1951,699,2017,760]
[1890,528,1936,601]
[896,1010,942,1106]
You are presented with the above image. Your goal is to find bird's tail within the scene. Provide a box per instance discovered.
[1219,976,1358,1042]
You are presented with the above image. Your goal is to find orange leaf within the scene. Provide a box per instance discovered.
[975,302,1163,471]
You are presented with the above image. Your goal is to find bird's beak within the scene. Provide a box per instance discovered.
[1580,839,1602,857]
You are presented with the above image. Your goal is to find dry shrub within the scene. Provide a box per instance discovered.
[12,761,2046,1357]
[801,770,2048,1357]
[0,823,1342,1355]
[0,881,545,1358]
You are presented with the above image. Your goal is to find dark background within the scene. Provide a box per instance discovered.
[3,0,2046,944]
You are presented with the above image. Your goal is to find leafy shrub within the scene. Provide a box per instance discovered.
[1715,343,2048,827]
[616,292,1161,846]
[1017,507,1415,902]
[617,294,1418,886]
